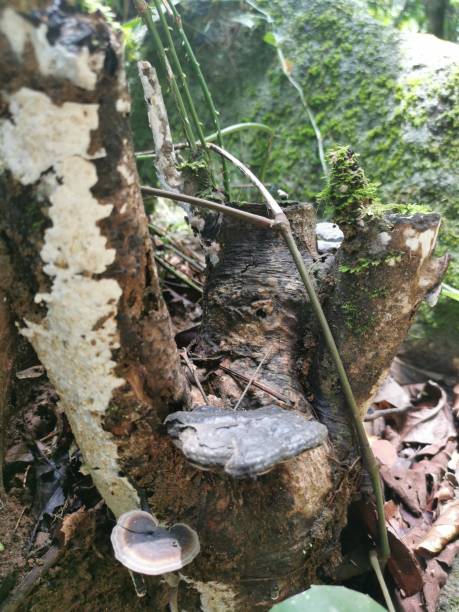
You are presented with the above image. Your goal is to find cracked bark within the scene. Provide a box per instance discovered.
[0,2,448,611]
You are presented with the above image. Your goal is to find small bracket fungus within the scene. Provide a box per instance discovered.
[316,222,344,253]
[165,405,328,478]
[111,510,200,575]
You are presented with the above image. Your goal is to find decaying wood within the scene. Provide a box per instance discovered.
[0,1,449,610]
[0,0,189,571]
[0,239,16,495]
[137,61,183,192]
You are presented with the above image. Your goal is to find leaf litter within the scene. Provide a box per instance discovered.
[365,359,459,611]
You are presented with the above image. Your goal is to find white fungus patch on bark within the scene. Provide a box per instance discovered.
[22,155,140,517]
[0,81,140,516]
[117,159,136,186]
[188,580,237,612]
[0,88,104,185]
[403,226,439,264]
[0,8,104,90]
[116,98,132,115]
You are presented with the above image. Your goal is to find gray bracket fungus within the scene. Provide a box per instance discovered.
[316,222,344,254]
[165,405,329,478]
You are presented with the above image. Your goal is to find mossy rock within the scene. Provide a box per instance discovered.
[129,0,459,374]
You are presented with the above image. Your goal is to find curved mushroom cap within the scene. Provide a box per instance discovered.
[111,510,200,575]
[165,405,328,478]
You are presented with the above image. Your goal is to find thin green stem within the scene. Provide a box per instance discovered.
[205,122,274,140]
[276,45,328,178]
[133,0,196,150]
[206,123,274,182]
[141,186,279,230]
[166,0,231,198]
[154,253,203,293]
[207,143,285,219]
[152,0,209,164]
[135,122,274,160]
[369,549,395,612]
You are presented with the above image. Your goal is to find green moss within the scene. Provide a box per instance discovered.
[368,287,388,299]
[340,300,376,334]
[317,145,379,223]
[366,201,432,217]
[177,158,214,197]
[339,251,403,275]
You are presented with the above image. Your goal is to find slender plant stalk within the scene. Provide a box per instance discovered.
[141,186,279,229]
[276,46,328,178]
[149,223,205,272]
[152,0,210,163]
[208,144,285,219]
[154,253,203,293]
[208,143,390,565]
[369,549,395,612]
[133,0,196,150]
[206,122,274,140]
[205,123,274,182]
[165,0,231,198]
[234,349,271,410]
[135,122,274,176]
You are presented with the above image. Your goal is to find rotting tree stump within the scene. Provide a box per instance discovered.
[0,2,448,610]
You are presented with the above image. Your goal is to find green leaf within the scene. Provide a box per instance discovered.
[263,31,279,47]
[442,283,459,302]
[0,542,4,553]
[122,16,141,31]
[81,0,118,27]
[271,586,386,612]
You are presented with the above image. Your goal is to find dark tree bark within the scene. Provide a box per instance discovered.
[0,2,448,611]
[424,0,449,38]
[0,240,16,495]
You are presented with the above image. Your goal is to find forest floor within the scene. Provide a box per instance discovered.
[1,205,458,611]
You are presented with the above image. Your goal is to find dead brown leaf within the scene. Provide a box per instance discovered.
[380,464,427,516]
[386,528,424,596]
[370,438,398,468]
[373,376,411,409]
[59,507,87,545]
[394,591,424,612]
[399,382,455,446]
[15,365,45,379]
[423,559,448,612]
[436,538,459,568]
[416,500,459,556]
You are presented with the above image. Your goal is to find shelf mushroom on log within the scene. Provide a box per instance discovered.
[165,405,329,477]
[111,510,200,575]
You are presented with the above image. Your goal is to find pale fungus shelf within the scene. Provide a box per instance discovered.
[165,405,329,478]
[111,510,200,575]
